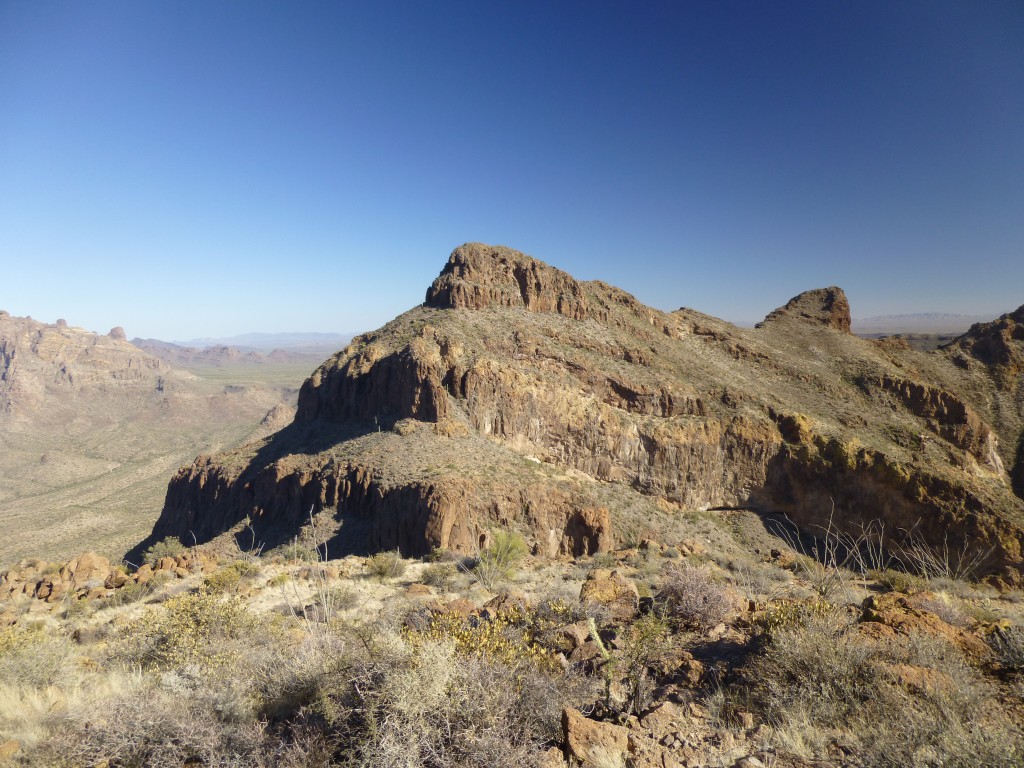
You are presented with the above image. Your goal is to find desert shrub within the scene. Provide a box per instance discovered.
[142,536,185,566]
[421,562,457,591]
[533,595,589,626]
[61,596,94,620]
[365,549,407,580]
[657,564,732,630]
[990,625,1024,673]
[119,589,259,669]
[308,585,359,618]
[0,624,75,689]
[204,560,260,594]
[277,542,318,563]
[350,631,588,767]
[870,567,928,594]
[740,612,1024,767]
[746,609,879,729]
[268,571,291,587]
[29,676,268,768]
[426,547,460,563]
[407,608,557,670]
[231,559,262,578]
[204,565,242,594]
[588,551,618,570]
[756,597,833,638]
[912,593,970,627]
[618,612,672,715]
[472,529,527,588]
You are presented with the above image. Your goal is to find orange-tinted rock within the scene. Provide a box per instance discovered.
[860,593,989,659]
[580,569,639,622]
[562,707,628,766]
[59,552,110,589]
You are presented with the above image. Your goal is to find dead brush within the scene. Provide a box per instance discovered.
[656,563,732,631]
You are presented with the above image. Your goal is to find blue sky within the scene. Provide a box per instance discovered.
[1,1,1022,339]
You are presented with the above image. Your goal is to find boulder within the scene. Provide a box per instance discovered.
[562,707,628,767]
[550,620,592,654]
[580,569,639,622]
[59,552,110,589]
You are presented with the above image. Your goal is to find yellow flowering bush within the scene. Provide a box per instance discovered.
[405,608,558,672]
[121,589,258,669]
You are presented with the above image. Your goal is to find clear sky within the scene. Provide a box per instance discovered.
[1,1,1022,340]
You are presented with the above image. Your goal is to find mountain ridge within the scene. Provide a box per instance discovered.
[141,244,1024,583]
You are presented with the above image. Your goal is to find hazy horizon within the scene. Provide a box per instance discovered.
[2,2,1022,339]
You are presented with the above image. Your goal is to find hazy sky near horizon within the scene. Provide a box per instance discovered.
[1,1,1022,340]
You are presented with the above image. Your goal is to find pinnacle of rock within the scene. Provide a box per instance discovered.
[756,286,852,333]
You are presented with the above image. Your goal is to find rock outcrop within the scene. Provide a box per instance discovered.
[0,312,294,566]
[146,244,1024,582]
[756,286,852,333]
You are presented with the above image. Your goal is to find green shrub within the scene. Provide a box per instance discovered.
[277,542,318,563]
[473,530,527,588]
[365,549,407,580]
[143,536,185,566]
[421,562,457,591]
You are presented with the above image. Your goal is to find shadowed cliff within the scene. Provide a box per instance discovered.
[139,243,1024,582]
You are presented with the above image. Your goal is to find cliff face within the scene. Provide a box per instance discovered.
[0,311,168,422]
[150,244,1024,582]
[0,312,292,567]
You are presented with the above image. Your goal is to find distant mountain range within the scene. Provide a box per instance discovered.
[173,332,354,353]
[130,332,356,368]
[851,313,994,334]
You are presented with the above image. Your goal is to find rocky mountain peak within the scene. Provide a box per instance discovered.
[425,242,591,320]
[756,286,851,333]
[147,245,1024,584]
[950,304,1024,389]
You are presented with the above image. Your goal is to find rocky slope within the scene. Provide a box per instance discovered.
[0,312,293,565]
[148,244,1024,582]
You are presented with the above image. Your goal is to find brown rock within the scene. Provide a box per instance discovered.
[155,557,177,571]
[482,591,528,615]
[60,552,111,589]
[426,243,594,321]
[756,286,851,333]
[580,569,639,622]
[621,736,678,768]
[134,563,154,584]
[569,641,602,664]
[563,707,628,767]
[443,598,477,617]
[105,570,129,589]
[639,700,688,737]
[538,746,568,768]
[860,594,989,659]
[405,584,432,597]
[551,620,592,654]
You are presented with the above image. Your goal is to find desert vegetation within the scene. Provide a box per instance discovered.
[1,509,1022,767]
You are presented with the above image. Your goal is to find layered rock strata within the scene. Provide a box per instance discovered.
[149,244,1024,581]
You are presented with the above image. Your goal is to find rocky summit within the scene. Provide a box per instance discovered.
[147,244,1024,582]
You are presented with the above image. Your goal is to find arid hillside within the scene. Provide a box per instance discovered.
[0,312,303,565]
[148,244,1024,583]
